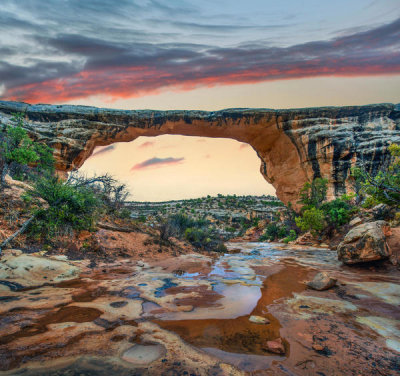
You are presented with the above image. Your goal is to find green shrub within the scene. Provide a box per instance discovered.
[25,176,102,240]
[184,227,209,244]
[295,207,325,235]
[138,215,147,223]
[118,207,131,219]
[352,143,400,207]
[362,195,379,209]
[320,197,353,228]
[260,223,289,241]
[160,213,225,252]
[283,230,297,244]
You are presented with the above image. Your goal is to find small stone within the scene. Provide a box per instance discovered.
[319,243,329,248]
[10,249,23,257]
[349,217,362,227]
[312,343,324,351]
[307,272,337,291]
[249,315,270,324]
[263,337,285,354]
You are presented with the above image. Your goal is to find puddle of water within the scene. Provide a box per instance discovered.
[3,241,400,375]
[121,343,166,365]
[155,262,310,370]
[154,278,178,297]
[165,285,224,309]
[161,283,261,320]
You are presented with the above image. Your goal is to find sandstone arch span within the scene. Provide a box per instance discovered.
[0,101,399,207]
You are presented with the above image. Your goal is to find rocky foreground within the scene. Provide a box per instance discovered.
[1,242,399,376]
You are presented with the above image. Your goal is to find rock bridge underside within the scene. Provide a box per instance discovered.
[0,101,399,207]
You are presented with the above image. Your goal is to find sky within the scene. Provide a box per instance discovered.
[1,1,400,200]
[80,135,273,201]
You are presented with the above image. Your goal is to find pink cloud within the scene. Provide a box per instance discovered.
[131,157,184,171]
[139,141,155,148]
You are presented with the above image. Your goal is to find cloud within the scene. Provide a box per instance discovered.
[131,157,184,171]
[138,141,155,148]
[0,2,399,104]
[90,145,115,157]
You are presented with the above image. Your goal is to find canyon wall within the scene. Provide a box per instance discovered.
[0,101,399,207]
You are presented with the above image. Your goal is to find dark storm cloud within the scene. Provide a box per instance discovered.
[0,0,399,104]
[131,157,185,170]
[0,59,81,91]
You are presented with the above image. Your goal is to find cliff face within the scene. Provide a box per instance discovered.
[0,101,399,207]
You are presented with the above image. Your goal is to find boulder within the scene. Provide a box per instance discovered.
[337,221,390,264]
[307,272,337,291]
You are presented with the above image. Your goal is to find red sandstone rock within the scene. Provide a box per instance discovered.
[337,221,390,264]
[1,101,398,209]
[264,337,285,354]
[307,272,337,291]
[387,227,400,266]
[294,232,315,246]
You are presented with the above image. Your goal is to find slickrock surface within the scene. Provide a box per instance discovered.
[1,244,399,375]
[1,101,399,207]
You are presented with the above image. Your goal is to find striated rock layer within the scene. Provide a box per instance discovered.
[0,100,399,206]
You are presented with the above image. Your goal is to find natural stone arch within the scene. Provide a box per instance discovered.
[0,101,399,208]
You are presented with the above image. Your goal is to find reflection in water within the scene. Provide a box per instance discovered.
[160,283,261,320]
[6,242,398,375]
[155,263,310,370]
